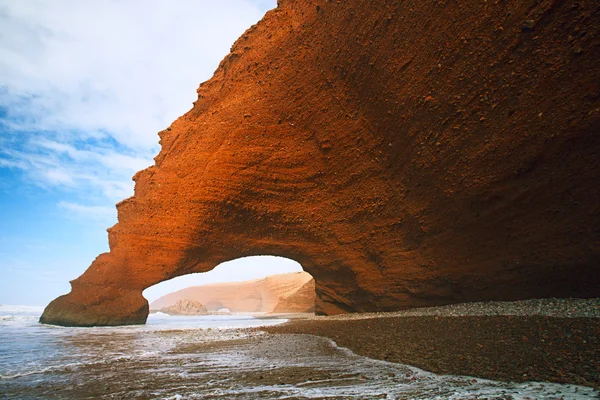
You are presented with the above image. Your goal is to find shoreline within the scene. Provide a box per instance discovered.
[264,298,600,389]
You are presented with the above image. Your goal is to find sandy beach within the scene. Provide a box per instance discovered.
[265,298,600,389]
[2,303,599,398]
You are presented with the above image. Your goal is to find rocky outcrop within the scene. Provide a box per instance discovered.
[159,299,208,315]
[150,272,314,313]
[273,279,315,313]
[41,0,599,326]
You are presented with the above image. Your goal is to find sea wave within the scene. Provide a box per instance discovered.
[151,311,170,317]
[0,305,44,314]
[0,305,43,327]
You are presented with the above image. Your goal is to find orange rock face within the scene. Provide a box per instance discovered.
[150,272,314,313]
[41,0,599,326]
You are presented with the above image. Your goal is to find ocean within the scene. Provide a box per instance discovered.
[1,305,597,399]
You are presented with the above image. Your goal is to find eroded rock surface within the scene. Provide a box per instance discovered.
[159,299,208,316]
[273,278,316,314]
[41,0,600,326]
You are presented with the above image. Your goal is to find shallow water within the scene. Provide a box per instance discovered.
[1,305,597,399]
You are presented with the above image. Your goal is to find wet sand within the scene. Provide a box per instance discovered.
[264,300,600,389]
[3,305,599,398]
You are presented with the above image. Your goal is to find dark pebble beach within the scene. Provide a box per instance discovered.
[265,298,600,389]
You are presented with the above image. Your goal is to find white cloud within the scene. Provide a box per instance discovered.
[41,168,75,186]
[0,137,153,200]
[0,0,272,149]
[0,0,276,206]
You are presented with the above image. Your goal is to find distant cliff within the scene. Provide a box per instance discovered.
[273,279,315,313]
[151,272,315,313]
[159,299,208,315]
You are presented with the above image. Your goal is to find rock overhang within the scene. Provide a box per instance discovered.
[41,0,600,326]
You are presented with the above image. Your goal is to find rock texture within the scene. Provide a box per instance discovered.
[159,299,208,315]
[150,272,315,313]
[273,278,316,313]
[41,0,599,326]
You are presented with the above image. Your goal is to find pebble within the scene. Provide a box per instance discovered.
[309,298,600,321]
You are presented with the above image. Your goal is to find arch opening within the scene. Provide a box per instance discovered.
[143,256,315,315]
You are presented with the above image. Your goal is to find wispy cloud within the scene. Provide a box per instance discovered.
[0,0,270,149]
[0,136,153,201]
[0,0,274,205]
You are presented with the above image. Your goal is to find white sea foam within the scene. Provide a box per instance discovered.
[0,361,86,380]
[151,311,170,317]
[320,336,597,399]
[174,333,598,399]
[0,305,44,328]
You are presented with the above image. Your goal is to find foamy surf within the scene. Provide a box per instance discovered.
[0,305,597,399]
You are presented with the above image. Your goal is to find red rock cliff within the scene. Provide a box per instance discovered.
[41,0,600,326]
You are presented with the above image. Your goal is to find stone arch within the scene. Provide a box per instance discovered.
[41,229,356,326]
[40,0,600,326]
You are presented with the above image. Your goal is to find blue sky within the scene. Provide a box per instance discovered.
[0,0,302,306]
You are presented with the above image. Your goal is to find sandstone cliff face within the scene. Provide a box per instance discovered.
[150,272,314,313]
[273,279,316,313]
[41,0,599,326]
[159,299,208,315]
